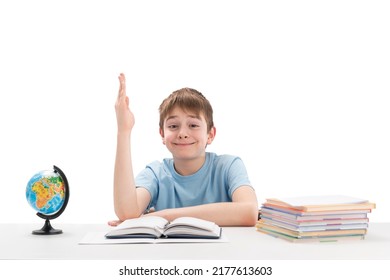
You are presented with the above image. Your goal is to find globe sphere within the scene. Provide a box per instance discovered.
[26,170,66,215]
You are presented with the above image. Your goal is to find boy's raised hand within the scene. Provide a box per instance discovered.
[115,73,135,133]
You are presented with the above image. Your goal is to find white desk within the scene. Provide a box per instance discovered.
[1,223,389,260]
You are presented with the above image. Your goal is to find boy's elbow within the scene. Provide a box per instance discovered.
[243,213,258,227]
[115,208,142,222]
[240,203,259,226]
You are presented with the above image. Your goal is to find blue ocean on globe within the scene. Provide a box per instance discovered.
[26,170,66,215]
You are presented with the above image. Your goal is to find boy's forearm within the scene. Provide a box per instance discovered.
[148,202,259,226]
[113,133,142,220]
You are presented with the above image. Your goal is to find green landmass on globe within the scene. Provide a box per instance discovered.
[26,170,66,215]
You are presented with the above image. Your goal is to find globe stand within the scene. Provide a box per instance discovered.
[32,219,62,235]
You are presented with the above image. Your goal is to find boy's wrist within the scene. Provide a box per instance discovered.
[147,209,173,221]
[117,130,132,137]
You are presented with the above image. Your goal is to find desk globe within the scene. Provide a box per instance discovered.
[26,165,69,235]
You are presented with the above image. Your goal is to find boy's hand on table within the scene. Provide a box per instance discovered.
[107,220,123,227]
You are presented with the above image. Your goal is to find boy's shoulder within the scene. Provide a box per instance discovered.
[207,152,243,167]
[208,152,240,161]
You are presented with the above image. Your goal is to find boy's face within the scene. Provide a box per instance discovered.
[160,106,215,161]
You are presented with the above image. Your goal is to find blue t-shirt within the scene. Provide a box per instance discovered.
[135,152,252,211]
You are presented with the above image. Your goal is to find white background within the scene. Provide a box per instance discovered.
[1,0,389,224]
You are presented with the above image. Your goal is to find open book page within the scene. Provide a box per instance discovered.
[164,217,221,238]
[167,217,216,231]
[105,216,169,238]
[118,216,169,229]
[270,195,368,207]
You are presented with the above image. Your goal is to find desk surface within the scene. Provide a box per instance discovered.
[1,223,389,260]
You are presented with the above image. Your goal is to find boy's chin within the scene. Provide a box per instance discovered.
[172,152,205,161]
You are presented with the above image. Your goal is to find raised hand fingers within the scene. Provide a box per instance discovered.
[118,73,126,98]
[115,73,135,131]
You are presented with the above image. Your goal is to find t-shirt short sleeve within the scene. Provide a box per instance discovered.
[135,161,160,209]
[225,157,252,197]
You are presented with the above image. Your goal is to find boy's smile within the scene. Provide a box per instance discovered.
[174,142,196,146]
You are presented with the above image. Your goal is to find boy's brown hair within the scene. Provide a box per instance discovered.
[159,87,214,132]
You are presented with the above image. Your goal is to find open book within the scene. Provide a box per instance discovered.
[105,216,222,239]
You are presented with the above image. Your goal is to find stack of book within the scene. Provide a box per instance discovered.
[256,195,376,243]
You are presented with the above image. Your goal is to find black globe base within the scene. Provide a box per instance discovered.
[32,219,62,235]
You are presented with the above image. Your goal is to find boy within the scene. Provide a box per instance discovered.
[111,73,258,226]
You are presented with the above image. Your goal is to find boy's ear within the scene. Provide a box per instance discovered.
[207,126,216,144]
[159,128,165,144]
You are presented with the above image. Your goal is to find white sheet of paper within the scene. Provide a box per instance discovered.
[79,231,229,245]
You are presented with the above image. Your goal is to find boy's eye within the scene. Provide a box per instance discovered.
[190,124,200,128]
[167,124,178,129]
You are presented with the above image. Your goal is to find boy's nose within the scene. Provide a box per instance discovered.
[178,126,190,139]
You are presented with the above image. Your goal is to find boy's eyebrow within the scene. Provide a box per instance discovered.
[165,115,178,122]
[188,114,201,119]
[166,114,201,121]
